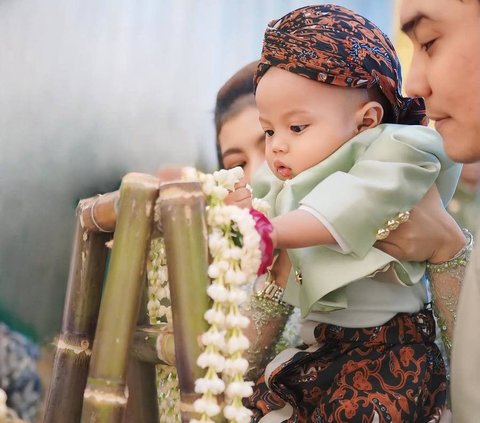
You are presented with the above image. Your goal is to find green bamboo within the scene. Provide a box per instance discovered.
[158,181,211,420]
[81,173,159,423]
[124,282,160,423]
[43,202,110,423]
[130,324,175,365]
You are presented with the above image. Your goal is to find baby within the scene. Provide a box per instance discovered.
[238,5,460,422]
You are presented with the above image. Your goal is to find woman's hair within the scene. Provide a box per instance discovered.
[214,61,259,167]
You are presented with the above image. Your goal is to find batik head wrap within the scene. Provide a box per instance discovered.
[255,4,427,126]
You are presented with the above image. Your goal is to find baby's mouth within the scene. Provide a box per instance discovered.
[276,164,292,179]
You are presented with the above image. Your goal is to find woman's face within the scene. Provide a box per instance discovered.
[218,104,266,182]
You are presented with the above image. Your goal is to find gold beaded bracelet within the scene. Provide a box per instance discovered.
[426,228,474,273]
[253,271,293,315]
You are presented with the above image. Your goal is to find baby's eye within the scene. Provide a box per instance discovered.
[290,125,307,133]
[421,38,437,53]
[264,129,274,137]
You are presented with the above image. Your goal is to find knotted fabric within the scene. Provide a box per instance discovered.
[255,4,427,126]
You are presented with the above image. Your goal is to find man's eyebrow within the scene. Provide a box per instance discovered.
[401,13,426,35]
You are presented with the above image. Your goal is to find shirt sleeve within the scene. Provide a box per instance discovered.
[299,125,458,258]
[299,204,352,253]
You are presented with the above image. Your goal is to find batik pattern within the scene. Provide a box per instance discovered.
[255,4,427,126]
[246,309,446,422]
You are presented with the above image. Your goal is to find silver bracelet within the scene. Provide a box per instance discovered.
[426,228,474,273]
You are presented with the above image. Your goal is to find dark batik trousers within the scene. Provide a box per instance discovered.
[246,309,446,423]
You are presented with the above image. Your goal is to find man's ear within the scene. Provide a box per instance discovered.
[356,101,384,133]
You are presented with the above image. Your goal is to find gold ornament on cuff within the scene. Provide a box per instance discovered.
[254,271,289,305]
[375,211,410,240]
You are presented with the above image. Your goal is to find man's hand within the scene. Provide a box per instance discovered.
[375,185,466,263]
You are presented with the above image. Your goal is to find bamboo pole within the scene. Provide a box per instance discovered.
[43,202,110,423]
[158,181,211,421]
[123,282,160,423]
[81,191,119,233]
[130,325,175,365]
[81,173,159,423]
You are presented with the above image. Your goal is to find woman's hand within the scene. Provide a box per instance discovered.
[375,185,467,263]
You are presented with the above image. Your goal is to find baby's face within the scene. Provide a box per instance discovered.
[256,67,364,180]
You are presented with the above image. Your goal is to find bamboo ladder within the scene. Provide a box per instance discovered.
[43,173,212,422]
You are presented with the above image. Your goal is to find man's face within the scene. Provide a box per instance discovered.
[400,0,480,163]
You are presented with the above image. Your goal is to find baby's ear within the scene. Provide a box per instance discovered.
[356,101,384,132]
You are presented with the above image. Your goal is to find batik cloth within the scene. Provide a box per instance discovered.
[246,309,446,423]
[255,4,427,126]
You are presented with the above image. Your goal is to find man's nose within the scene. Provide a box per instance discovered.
[405,53,432,99]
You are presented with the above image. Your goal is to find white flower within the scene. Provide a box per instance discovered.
[216,260,230,273]
[207,263,221,279]
[181,167,199,181]
[223,403,253,423]
[200,329,226,348]
[225,246,243,260]
[206,284,229,302]
[208,232,229,254]
[225,381,254,399]
[226,289,248,305]
[225,311,250,329]
[158,265,168,282]
[212,185,229,200]
[189,167,264,422]
[223,358,249,375]
[193,397,221,417]
[147,299,160,314]
[197,351,225,372]
[225,333,250,354]
[252,197,271,215]
[213,167,244,191]
[230,166,244,181]
[194,375,225,395]
[204,308,226,326]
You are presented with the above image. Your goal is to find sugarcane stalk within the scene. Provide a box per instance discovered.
[158,181,211,421]
[81,173,159,423]
[43,201,110,423]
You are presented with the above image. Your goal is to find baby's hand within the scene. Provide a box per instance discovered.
[224,178,252,209]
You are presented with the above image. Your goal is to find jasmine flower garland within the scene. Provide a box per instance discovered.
[147,238,180,422]
[191,167,261,423]
[149,166,272,423]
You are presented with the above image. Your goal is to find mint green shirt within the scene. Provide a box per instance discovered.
[253,124,461,318]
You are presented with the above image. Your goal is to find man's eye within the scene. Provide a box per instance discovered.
[290,125,307,133]
[264,129,274,137]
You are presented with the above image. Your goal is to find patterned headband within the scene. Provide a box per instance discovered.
[255,4,427,126]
